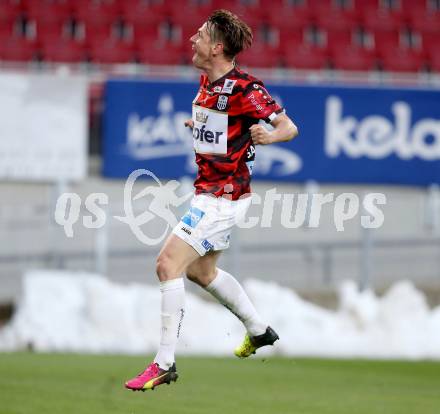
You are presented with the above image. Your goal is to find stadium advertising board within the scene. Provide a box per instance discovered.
[103,79,440,185]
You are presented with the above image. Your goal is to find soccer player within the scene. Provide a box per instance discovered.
[125,9,298,391]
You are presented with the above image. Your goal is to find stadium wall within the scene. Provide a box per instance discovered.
[1,70,440,307]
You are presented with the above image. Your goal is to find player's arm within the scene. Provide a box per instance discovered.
[250,113,298,145]
[184,119,194,129]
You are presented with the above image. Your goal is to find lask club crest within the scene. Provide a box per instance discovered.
[217,95,228,110]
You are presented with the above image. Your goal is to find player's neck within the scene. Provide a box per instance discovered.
[205,61,235,84]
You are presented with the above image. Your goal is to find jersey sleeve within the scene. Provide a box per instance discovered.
[240,82,284,123]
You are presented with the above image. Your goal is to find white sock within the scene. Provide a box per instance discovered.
[154,278,185,370]
[205,268,267,336]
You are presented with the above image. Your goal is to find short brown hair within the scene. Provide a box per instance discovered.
[206,9,253,59]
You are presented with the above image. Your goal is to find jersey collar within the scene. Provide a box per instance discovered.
[207,67,238,89]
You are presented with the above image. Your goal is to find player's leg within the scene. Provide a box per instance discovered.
[184,250,220,287]
[186,251,266,333]
[125,234,200,391]
[153,234,199,368]
[186,251,279,357]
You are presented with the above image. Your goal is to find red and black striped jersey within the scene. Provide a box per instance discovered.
[191,66,283,200]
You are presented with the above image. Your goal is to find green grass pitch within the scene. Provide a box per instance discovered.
[1,353,440,414]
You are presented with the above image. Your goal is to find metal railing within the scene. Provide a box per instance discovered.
[1,181,440,301]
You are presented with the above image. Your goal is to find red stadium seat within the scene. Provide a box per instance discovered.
[31,4,72,44]
[121,0,169,19]
[0,1,22,36]
[400,0,429,14]
[0,20,16,39]
[73,0,121,40]
[40,38,85,63]
[72,0,120,21]
[238,42,280,68]
[283,43,329,69]
[23,0,71,21]
[324,28,353,51]
[133,22,169,49]
[137,41,184,65]
[80,22,118,44]
[313,4,360,30]
[331,44,377,70]
[380,47,427,72]
[306,0,333,10]
[410,9,440,51]
[428,46,440,72]
[121,0,169,27]
[362,6,404,32]
[0,25,13,42]
[353,0,380,11]
[409,8,440,36]
[35,22,69,46]
[267,2,311,31]
[25,4,71,43]
[421,32,440,55]
[258,0,283,7]
[88,38,135,64]
[169,1,213,26]
[372,29,402,53]
[278,27,305,49]
[0,0,22,21]
[0,36,37,62]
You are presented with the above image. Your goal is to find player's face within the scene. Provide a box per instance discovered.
[190,23,212,69]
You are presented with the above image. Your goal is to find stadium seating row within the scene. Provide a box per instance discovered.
[2,0,438,28]
[0,34,438,72]
[0,0,439,72]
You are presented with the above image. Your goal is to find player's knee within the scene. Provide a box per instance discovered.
[156,253,177,281]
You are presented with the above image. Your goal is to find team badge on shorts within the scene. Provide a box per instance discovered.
[181,207,205,228]
[217,95,228,110]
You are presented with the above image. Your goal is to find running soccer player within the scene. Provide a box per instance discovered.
[125,9,298,391]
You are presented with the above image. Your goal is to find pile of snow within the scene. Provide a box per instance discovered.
[1,270,440,359]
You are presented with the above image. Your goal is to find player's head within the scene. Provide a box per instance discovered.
[190,9,252,69]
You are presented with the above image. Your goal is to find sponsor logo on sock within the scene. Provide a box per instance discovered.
[177,308,185,338]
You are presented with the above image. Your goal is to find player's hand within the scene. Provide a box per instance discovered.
[250,124,272,145]
[184,119,194,129]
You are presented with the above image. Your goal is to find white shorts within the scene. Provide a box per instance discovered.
[172,194,251,256]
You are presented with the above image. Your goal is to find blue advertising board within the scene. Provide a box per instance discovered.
[103,78,440,185]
